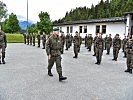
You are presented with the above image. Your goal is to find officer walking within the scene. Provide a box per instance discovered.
[125,34,133,74]
[46,27,67,81]
[42,32,46,49]
[106,34,112,55]
[112,34,121,61]
[0,28,7,64]
[73,31,81,58]
[95,33,104,65]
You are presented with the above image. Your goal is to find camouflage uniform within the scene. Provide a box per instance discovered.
[32,33,36,46]
[23,33,26,44]
[87,35,93,51]
[104,35,108,50]
[73,34,81,58]
[112,36,121,61]
[85,34,88,47]
[93,35,98,56]
[60,33,65,54]
[78,36,82,53]
[106,36,112,55]
[29,33,32,45]
[122,37,128,57]
[46,28,67,81]
[65,34,70,50]
[0,31,7,64]
[42,33,46,49]
[95,37,104,65]
[26,34,30,45]
[70,34,73,47]
[37,33,41,47]
[125,38,133,74]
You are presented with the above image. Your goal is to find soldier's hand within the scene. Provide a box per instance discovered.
[48,54,51,60]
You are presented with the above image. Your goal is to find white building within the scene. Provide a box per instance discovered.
[53,12,133,39]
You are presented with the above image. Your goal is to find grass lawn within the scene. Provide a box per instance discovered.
[6,33,24,43]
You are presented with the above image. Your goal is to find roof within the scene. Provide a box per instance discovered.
[53,17,126,26]
[125,11,133,15]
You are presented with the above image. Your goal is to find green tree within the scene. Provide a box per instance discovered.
[37,11,52,35]
[28,24,38,33]
[0,1,7,22]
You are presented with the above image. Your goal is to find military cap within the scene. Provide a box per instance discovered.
[116,34,119,36]
[53,27,59,31]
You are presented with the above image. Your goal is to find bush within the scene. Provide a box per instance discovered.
[6,33,24,43]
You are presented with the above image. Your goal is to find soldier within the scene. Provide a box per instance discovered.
[78,34,82,53]
[85,34,88,47]
[46,27,67,81]
[32,33,36,46]
[37,32,41,48]
[26,33,30,45]
[60,31,65,54]
[87,34,93,51]
[29,33,32,45]
[70,34,73,47]
[0,28,7,64]
[104,35,108,50]
[42,32,46,49]
[23,33,26,44]
[112,34,121,61]
[95,33,104,65]
[73,31,81,58]
[125,34,133,74]
[122,36,129,58]
[65,33,70,50]
[106,34,112,55]
[93,34,98,56]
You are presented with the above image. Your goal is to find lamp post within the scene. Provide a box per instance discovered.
[26,0,28,34]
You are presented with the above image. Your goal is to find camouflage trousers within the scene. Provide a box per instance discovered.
[113,47,119,59]
[0,44,6,58]
[126,53,133,69]
[48,56,62,74]
[96,48,103,63]
[74,46,80,56]
[106,43,111,54]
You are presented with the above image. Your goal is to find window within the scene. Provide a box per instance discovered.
[84,26,87,33]
[70,26,73,33]
[79,26,82,33]
[96,25,100,33]
[67,27,69,33]
[102,25,106,34]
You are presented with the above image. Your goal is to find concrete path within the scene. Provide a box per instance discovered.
[0,43,133,100]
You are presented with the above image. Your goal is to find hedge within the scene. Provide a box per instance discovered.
[6,33,24,43]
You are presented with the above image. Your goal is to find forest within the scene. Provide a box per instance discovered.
[53,0,133,24]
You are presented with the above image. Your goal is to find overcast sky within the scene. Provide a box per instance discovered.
[1,0,101,22]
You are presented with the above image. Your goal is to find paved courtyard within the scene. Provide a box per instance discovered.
[0,43,133,100]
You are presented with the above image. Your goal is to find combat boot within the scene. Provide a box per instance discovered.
[59,73,67,81]
[0,60,1,64]
[2,58,5,64]
[48,70,53,76]
[129,69,132,74]
[2,53,5,64]
[125,68,130,72]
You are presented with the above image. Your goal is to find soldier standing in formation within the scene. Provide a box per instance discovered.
[46,27,67,81]
[85,34,88,47]
[0,28,7,64]
[87,34,93,51]
[95,33,104,65]
[23,33,26,44]
[125,34,133,74]
[106,34,112,55]
[29,33,32,45]
[73,31,81,58]
[78,34,82,53]
[42,33,46,49]
[122,36,129,58]
[32,33,36,46]
[60,31,65,54]
[65,33,70,50]
[26,33,29,45]
[93,34,98,56]
[112,34,121,61]
[37,32,41,48]
[104,35,108,50]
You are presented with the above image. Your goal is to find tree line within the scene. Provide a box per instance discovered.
[53,0,133,24]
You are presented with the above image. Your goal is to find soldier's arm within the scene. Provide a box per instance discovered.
[46,38,51,56]
[4,34,7,48]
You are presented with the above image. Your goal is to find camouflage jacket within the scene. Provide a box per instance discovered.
[46,35,61,56]
[73,36,81,47]
[87,36,93,44]
[60,35,65,45]
[106,37,112,45]
[122,38,128,45]
[0,31,7,46]
[95,37,104,49]
[125,39,133,54]
[113,38,121,48]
